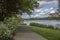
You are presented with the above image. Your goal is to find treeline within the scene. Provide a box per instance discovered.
[24,17,60,20]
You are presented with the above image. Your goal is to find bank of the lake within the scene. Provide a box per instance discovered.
[18,23,60,40]
[29,26,60,40]
[24,17,60,20]
[24,20,60,28]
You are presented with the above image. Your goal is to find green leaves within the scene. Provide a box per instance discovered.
[57,0,60,17]
[18,0,38,14]
[0,16,23,40]
[0,0,38,21]
[0,22,13,40]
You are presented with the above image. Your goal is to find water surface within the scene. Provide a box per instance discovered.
[24,20,60,28]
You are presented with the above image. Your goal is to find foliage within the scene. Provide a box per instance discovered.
[18,0,38,14]
[30,23,47,27]
[0,0,38,21]
[57,0,60,17]
[30,23,54,29]
[0,0,37,39]
[0,22,15,40]
[4,15,23,25]
[24,17,60,20]
[0,16,23,40]
[20,23,27,25]
[47,25,54,29]
[30,27,60,40]
[58,0,60,11]
[30,23,60,30]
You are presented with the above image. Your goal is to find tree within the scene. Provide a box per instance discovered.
[57,0,60,17]
[0,0,38,21]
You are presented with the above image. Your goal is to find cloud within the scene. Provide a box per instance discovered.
[37,0,58,7]
[50,10,56,13]
[50,8,54,10]
[21,13,30,19]
[38,0,57,1]
[34,9,42,12]
[21,0,58,18]
[31,7,56,18]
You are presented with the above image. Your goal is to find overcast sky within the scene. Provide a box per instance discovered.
[38,0,58,7]
[21,0,58,18]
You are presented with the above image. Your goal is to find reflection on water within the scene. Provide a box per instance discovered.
[24,20,60,28]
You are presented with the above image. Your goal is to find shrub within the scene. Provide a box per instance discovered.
[30,23,48,28]
[0,16,23,40]
[20,23,27,25]
[47,25,54,29]
[30,23,55,29]
[30,23,40,26]
[56,27,60,30]
[0,22,14,40]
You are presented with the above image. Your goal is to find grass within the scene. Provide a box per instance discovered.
[29,26,60,40]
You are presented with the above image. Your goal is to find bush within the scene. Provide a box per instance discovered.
[20,23,27,25]
[0,16,23,40]
[47,25,54,29]
[0,22,14,40]
[30,23,40,27]
[56,27,60,30]
[30,23,55,29]
[30,23,48,28]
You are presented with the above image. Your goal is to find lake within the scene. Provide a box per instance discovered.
[24,20,60,28]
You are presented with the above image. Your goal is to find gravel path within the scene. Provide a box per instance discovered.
[14,26,47,40]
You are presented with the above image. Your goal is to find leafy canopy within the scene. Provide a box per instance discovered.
[0,0,38,21]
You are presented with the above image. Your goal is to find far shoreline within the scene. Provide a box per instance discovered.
[24,17,60,20]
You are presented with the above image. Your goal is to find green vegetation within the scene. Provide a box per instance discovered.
[24,17,60,20]
[0,0,38,40]
[0,0,38,21]
[29,23,60,40]
[30,27,60,40]
[58,0,60,17]
[0,16,23,40]
[30,23,55,29]
[20,23,27,25]
[0,22,14,40]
